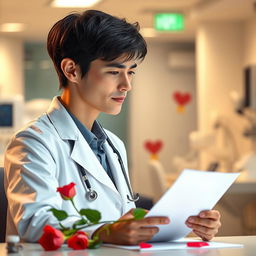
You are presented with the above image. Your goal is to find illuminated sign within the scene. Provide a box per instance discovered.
[154,13,184,31]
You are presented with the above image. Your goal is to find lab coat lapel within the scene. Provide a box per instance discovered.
[70,134,119,194]
[47,97,118,194]
[103,142,128,204]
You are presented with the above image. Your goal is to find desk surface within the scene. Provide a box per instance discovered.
[0,236,255,256]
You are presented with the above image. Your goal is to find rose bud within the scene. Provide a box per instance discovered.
[57,182,76,200]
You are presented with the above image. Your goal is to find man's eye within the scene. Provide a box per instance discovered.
[108,71,119,75]
[128,71,135,75]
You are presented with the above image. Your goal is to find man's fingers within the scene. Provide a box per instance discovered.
[113,227,158,245]
[199,210,221,220]
[186,222,214,233]
[137,216,170,226]
[139,226,159,236]
[186,216,220,229]
[187,222,219,241]
[193,230,215,241]
[136,227,160,243]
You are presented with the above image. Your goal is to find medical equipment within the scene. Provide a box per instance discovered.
[244,65,256,112]
[78,123,140,202]
[0,95,24,132]
[0,95,24,164]
[79,165,99,201]
[0,97,51,165]
[230,66,256,180]
[172,113,238,172]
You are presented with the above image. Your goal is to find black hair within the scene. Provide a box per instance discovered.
[47,10,147,88]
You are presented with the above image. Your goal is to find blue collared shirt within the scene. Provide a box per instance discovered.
[66,110,115,184]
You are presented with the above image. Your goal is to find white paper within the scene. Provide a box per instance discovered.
[147,169,240,242]
[104,238,243,251]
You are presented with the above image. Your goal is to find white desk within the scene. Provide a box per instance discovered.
[0,236,255,256]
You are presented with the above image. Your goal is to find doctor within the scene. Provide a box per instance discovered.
[4,10,221,244]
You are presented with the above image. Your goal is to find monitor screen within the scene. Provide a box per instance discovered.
[0,95,24,132]
[244,65,256,111]
[0,103,13,127]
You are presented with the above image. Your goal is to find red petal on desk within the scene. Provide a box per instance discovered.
[187,242,209,247]
[139,242,152,248]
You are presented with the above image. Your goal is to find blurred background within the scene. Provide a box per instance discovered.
[1,0,256,237]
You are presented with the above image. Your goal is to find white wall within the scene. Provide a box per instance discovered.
[244,17,256,66]
[0,37,24,96]
[196,22,250,171]
[130,41,197,197]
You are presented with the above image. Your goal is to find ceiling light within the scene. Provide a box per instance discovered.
[0,23,26,32]
[50,0,102,8]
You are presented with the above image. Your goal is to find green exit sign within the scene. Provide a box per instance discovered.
[154,13,184,31]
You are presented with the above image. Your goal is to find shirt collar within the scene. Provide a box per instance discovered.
[91,121,107,142]
[69,111,95,145]
[59,100,107,146]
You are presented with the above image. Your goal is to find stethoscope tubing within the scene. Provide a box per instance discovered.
[78,124,139,202]
[106,137,139,202]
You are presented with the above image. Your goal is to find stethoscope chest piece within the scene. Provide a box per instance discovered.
[86,189,98,201]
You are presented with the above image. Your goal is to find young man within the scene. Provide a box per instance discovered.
[4,10,221,244]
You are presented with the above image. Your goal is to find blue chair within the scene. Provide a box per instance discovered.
[0,167,7,242]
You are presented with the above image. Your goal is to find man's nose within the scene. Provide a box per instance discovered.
[119,74,132,92]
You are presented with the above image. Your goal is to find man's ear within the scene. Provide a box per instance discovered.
[61,58,81,83]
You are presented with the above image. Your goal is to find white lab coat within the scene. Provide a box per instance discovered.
[4,97,135,242]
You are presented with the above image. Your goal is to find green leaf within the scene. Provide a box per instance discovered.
[48,208,68,221]
[133,208,147,220]
[72,218,88,229]
[80,209,101,224]
[75,218,88,226]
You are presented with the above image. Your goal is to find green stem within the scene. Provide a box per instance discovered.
[59,222,67,230]
[76,217,135,231]
[70,198,80,215]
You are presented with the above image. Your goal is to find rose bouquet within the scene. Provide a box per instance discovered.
[39,182,146,251]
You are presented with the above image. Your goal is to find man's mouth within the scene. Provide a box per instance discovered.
[111,96,126,103]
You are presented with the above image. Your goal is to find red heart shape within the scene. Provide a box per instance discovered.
[173,92,191,106]
[144,140,163,154]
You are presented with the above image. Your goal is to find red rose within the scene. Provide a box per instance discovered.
[57,182,76,200]
[67,231,89,250]
[39,225,64,251]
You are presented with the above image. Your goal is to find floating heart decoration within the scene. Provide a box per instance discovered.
[144,140,163,154]
[173,92,191,106]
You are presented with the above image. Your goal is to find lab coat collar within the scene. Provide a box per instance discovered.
[46,96,79,141]
[46,97,120,196]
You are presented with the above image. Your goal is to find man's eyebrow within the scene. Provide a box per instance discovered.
[104,62,137,69]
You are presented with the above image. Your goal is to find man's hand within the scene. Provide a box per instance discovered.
[95,209,170,245]
[185,210,221,241]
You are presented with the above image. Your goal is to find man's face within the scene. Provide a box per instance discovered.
[76,55,137,115]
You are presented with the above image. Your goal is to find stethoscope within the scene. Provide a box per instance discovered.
[78,125,140,203]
